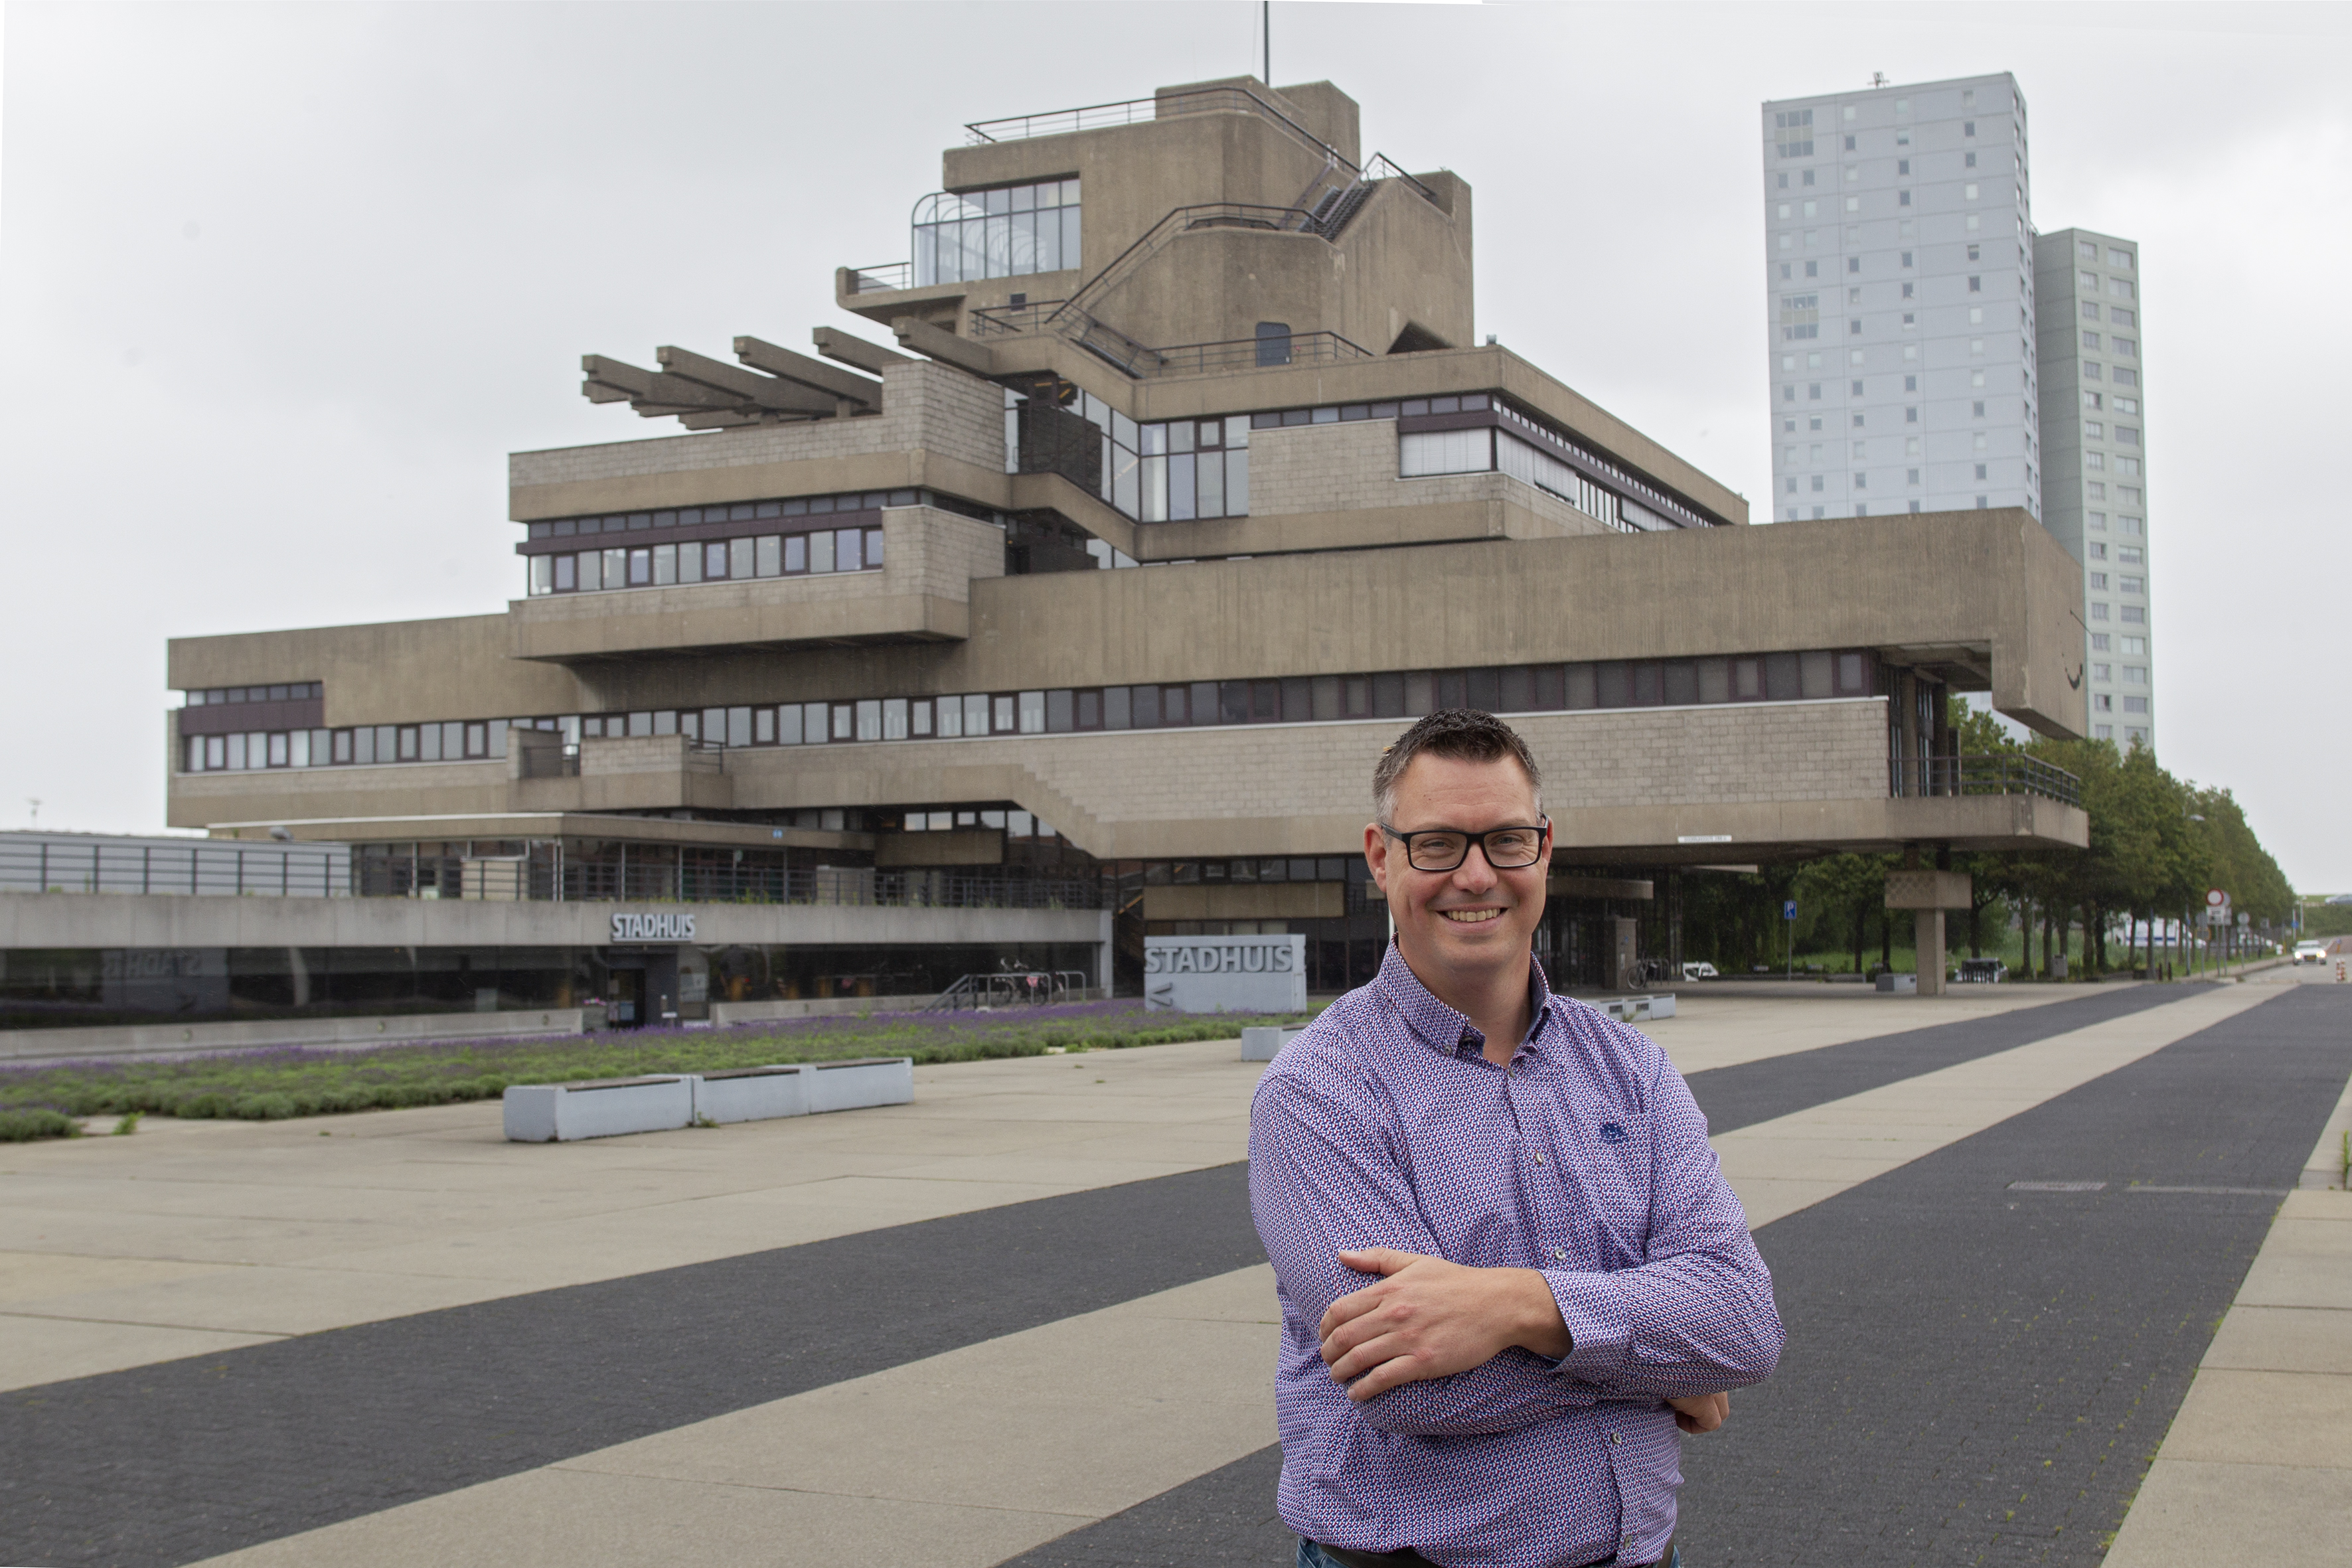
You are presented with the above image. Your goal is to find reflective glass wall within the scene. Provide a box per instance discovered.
[913,180,1081,287]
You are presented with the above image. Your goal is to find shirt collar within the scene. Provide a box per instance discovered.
[1375,941,1557,1061]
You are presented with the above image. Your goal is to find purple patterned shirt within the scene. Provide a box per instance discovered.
[1249,944,1782,1568]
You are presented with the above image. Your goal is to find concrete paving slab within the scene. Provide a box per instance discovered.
[189,1464,1079,1568]
[2150,1368,2352,1469]
[0,1247,228,1305]
[2201,1306,2352,1375]
[0,1313,279,1393]
[2101,1460,2352,1568]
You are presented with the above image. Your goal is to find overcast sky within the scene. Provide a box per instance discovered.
[4,1,2347,888]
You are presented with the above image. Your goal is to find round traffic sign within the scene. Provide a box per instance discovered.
[2206,888,2227,908]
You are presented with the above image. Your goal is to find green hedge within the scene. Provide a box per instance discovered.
[0,1008,1318,1142]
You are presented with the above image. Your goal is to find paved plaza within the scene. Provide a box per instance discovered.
[1,972,2344,1567]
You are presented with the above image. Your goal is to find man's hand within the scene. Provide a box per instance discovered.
[1668,1391,1728,1434]
[1320,1247,1571,1401]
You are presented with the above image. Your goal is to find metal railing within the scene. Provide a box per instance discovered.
[966,86,1333,159]
[1889,753,2083,807]
[1,839,352,898]
[848,262,913,294]
[1150,330,1373,376]
[969,299,1070,337]
[921,969,1093,1010]
[365,856,1109,911]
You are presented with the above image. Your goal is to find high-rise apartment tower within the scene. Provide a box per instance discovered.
[1761,75,2041,523]
[2036,229,2154,751]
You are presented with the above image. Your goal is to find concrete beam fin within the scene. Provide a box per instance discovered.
[580,354,658,398]
[813,326,913,374]
[732,336,883,406]
[891,316,996,376]
[654,346,837,416]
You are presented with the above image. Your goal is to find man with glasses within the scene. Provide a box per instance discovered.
[1251,710,1782,1568]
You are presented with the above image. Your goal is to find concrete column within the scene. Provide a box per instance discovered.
[1918,907,1947,996]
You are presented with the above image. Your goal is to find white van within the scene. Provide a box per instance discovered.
[1681,961,1719,981]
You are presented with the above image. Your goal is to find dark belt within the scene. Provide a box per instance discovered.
[1314,1535,1673,1568]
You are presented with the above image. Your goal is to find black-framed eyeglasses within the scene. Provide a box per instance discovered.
[1379,820,1551,873]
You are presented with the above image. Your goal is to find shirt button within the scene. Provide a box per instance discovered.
[1533,1153,1545,1165]
[1610,1432,1623,1445]
[1553,1247,1567,1260]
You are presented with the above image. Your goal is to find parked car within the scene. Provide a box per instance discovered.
[1955,957,2007,984]
[2295,940,2327,965]
[1681,961,1719,981]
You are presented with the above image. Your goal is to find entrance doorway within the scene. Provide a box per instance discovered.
[607,967,644,1028]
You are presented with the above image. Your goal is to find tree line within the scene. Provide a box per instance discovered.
[1682,707,2294,980]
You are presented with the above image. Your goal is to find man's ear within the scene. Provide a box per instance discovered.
[1364,821,1389,896]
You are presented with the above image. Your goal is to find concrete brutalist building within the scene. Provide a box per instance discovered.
[73,75,2094,1035]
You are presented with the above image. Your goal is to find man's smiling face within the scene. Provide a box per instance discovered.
[1366,751,1551,992]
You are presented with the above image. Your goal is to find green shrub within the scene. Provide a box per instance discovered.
[0,1109,78,1142]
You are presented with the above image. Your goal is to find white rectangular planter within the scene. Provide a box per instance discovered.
[692,1065,810,1124]
[1599,994,1678,1023]
[805,1056,914,1113]
[1875,973,1919,994]
[503,1075,694,1142]
[1240,1026,1306,1062]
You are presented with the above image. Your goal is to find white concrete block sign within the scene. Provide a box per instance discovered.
[1144,934,1307,1014]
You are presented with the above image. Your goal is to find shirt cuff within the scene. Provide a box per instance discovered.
[1541,1268,1631,1381]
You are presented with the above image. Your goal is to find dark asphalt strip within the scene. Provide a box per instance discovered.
[992,984,2344,1568]
[1687,982,2193,1135]
[1676,984,2350,1567]
[0,1165,1268,1568]
[0,983,2210,1568]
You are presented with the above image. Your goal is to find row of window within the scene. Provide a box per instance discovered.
[1780,499,2015,519]
[2079,302,2138,328]
[2088,634,2148,657]
[1778,238,2021,280]
[1776,208,2021,259]
[2086,573,2146,594]
[2081,331,2138,356]
[177,653,1883,774]
[526,527,886,596]
[2088,603,2148,625]
[2088,663,2150,685]
[2084,483,2144,507]
[1774,178,2019,225]
[524,489,922,541]
[2086,542,2147,564]
[2090,694,2152,714]
[1786,463,2018,495]
[2090,724,2152,747]
[185,682,320,708]
[1399,428,1634,531]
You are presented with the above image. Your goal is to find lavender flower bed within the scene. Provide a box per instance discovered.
[0,1000,1320,1140]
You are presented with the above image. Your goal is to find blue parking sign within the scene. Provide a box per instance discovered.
[1782,900,1798,920]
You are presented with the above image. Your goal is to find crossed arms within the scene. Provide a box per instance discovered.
[1247,1057,1783,1438]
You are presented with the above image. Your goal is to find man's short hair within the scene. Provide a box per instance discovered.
[1373,709,1545,823]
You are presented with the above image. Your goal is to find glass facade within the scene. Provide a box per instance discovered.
[912,179,1081,287]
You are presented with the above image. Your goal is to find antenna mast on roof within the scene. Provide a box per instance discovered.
[1870,71,1888,88]
[1264,1,1271,85]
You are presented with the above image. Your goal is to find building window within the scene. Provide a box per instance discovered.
[912,179,1081,287]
